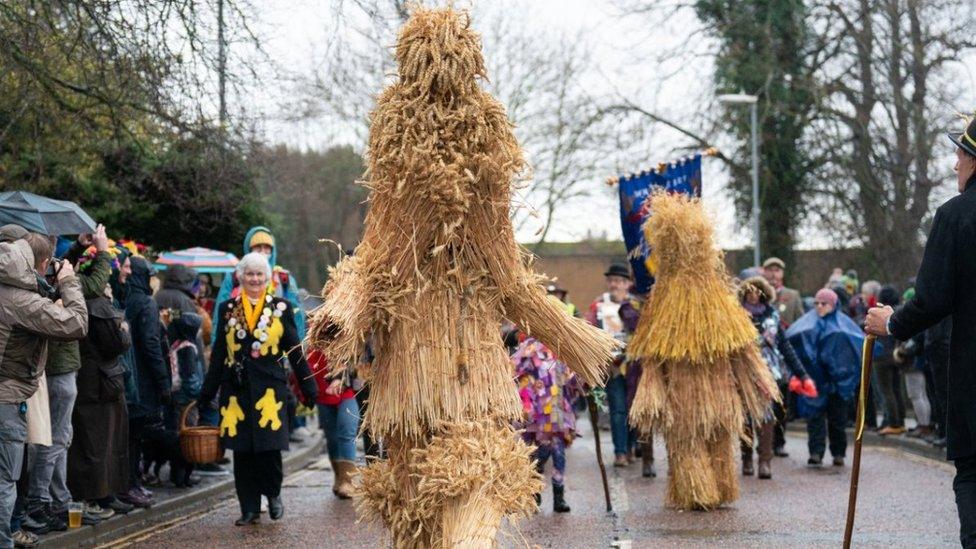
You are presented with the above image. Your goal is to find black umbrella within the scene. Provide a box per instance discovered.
[0,191,97,236]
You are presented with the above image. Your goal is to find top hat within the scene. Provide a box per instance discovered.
[604,263,632,280]
[948,115,976,158]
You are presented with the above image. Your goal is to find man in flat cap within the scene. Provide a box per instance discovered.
[762,257,804,327]
[866,114,976,547]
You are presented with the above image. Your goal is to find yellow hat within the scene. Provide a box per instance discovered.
[249,230,274,250]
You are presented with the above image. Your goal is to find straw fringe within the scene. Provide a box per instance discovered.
[357,420,542,548]
[627,191,779,511]
[308,6,614,542]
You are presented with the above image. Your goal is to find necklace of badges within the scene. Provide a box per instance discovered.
[226,291,288,359]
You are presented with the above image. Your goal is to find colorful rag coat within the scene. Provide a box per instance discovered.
[512,338,581,445]
[200,292,317,453]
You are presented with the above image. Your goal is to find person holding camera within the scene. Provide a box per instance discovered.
[0,229,88,549]
[27,226,119,532]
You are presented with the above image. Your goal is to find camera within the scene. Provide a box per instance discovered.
[37,258,62,302]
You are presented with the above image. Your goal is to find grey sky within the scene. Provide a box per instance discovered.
[248,0,972,249]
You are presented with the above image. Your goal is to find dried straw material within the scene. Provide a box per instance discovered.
[628,191,779,510]
[308,5,617,545]
[627,192,758,364]
[357,420,542,548]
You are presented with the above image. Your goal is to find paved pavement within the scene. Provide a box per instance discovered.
[99,422,960,548]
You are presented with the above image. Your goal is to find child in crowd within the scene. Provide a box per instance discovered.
[512,335,581,513]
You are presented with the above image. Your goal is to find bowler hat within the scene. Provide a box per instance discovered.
[604,263,632,280]
[948,115,976,158]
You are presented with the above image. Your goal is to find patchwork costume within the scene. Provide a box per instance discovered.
[200,292,317,516]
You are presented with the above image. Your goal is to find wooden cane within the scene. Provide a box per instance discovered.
[587,392,613,513]
[843,334,876,549]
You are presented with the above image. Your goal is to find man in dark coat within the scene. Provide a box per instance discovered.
[866,115,976,548]
[154,264,197,314]
[123,257,171,493]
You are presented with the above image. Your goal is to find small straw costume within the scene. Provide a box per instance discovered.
[512,336,581,491]
[307,7,617,547]
[627,192,780,510]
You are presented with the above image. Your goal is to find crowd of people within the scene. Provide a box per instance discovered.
[0,208,965,546]
[504,254,952,515]
[0,224,368,548]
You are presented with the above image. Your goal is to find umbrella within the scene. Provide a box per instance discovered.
[785,309,868,417]
[0,191,97,236]
[155,247,239,274]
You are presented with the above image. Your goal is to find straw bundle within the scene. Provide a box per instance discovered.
[628,191,779,510]
[308,6,617,545]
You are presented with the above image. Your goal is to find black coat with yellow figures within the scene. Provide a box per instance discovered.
[201,294,317,453]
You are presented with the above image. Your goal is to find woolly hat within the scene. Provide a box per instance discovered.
[738,276,775,304]
[814,288,838,307]
[248,230,274,250]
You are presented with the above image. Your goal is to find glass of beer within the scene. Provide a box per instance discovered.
[68,502,83,529]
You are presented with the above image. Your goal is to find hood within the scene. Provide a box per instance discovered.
[0,240,39,291]
[167,311,202,341]
[126,256,155,297]
[243,225,277,267]
[162,263,198,295]
[0,224,28,244]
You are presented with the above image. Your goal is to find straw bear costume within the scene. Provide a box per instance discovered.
[627,192,780,510]
[308,6,617,547]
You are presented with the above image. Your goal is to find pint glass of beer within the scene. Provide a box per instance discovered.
[68,502,83,528]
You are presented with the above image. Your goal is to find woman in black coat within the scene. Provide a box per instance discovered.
[199,253,317,526]
[69,271,131,506]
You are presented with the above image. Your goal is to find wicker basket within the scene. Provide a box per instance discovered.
[179,401,224,464]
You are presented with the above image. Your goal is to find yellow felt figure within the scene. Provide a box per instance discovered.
[220,396,245,437]
[224,324,241,366]
[259,317,284,357]
[255,388,283,431]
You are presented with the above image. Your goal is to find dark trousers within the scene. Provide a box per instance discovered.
[876,360,905,427]
[955,456,976,548]
[773,383,789,450]
[928,357,950,438]
[807,394,849,458]
[355,387,381,459]
[233,450,282,515]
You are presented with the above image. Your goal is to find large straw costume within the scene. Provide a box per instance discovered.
[307,7,618,547]
[628,192,779,510]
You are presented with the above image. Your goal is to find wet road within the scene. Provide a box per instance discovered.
[102,422,960,548]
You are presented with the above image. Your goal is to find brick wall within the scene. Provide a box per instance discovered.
[533,245,890,303]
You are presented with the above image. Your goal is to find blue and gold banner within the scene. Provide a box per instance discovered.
[617,154,702,294]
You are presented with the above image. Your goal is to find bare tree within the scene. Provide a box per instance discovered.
[806,0,976,283]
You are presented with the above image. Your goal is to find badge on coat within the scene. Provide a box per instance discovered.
[220,396,245,437]
[255,388,283,431]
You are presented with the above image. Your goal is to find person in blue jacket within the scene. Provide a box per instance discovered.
[212,227,305,344]
[786,288,866,468]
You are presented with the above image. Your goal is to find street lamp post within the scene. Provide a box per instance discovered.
[718,93,761,267]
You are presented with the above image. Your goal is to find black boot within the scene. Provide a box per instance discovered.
[268,496,284,520]
[552,484,570,513]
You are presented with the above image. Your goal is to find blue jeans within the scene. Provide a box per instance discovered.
[317,400,360,462]
[807,393,849,458]
[0,403,27,549]
[533,437,567,487]
[607,374,635,457]
[29,372,76,513]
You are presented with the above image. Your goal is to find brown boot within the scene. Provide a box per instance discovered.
[332,460,357,499]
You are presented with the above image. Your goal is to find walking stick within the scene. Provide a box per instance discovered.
[587,391,613,513]
[843,334,876,549]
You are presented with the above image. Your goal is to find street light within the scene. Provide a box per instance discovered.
[718,92,761,267]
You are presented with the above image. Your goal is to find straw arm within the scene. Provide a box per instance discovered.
[502,279,617,387]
